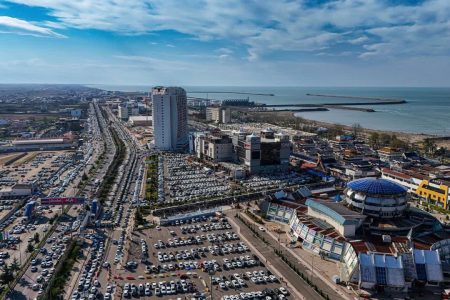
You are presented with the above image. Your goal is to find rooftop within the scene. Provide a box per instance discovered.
[347,177,407,195]
[305,198,366,225]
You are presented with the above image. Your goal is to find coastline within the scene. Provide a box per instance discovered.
[241,109,450,148]
[296,113,450,148]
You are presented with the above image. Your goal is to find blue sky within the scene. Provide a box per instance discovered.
[0,0,449,86]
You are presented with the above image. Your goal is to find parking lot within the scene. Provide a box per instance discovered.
[163,154,231,203]
[240,173,312,192]
[105,216,291,300]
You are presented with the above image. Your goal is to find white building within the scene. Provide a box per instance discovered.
[0,183,33,199]
[222,107,231,123]
[118,105,128,120]
[129,116,152,127]
[206,107,231,124]
[118,102,139,121]
[194,132,233,162]
[151,86,188,151]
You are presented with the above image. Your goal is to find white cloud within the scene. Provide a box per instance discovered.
[348,36,369,45]
[216,48,233,55]
[0,16,65,37]
[114,55,191,71]
[4,0,450,59]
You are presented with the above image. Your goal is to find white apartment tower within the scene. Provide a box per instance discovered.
[151,86,188,151]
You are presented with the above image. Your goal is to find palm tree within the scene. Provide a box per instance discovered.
[423,138,437,156]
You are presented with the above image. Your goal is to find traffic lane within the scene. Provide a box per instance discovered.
[232,215,329,300]
[14,228,63,299]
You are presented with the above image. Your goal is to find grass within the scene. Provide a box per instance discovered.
[97,126,125,204]
[41,240,81,299]
[144,154,159,203]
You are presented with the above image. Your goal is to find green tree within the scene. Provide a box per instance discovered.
[82,173,88,181]
[423,138,437,155]
[10,258,20,273]
[379,133,391,147]
[434,147,447,162]
[26,243,34,253]
[351,123,362,139]
[368,132,380,149]
[33,232,40,244]
[0,264,14,284]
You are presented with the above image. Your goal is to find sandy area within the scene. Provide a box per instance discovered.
[242,109,450,148]
[0,153,22,166]
[13,152,38,167]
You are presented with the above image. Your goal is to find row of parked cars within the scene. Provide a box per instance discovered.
[222,287,289,300]
[241,173,311,192]
[123,279,196,298]
[180,222,232,234]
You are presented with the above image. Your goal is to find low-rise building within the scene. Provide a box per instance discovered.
[378,147,403,163]
[129,116,152,126]
[416,179,450,209]
[206,106,231,124]
[0,183,33,199]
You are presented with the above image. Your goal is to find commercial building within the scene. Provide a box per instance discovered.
[128,116,152,127]
[261,177,447,291]
[378,147,403,163]
[381,166,450,208]
[0,183,33,199]
[1,132,78,153]
[381,167,422,193]
[151,86,188,151]
[206,106,231,124]
[231,129,291,174]
[118,102,139,121]
[416,179,450,209]
[306,198,366,237]
[194,132,233,162]
[344,177,408,219]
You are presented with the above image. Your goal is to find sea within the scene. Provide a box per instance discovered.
[88,85,450,136]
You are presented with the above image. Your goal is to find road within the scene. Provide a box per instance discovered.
[229,212,345,300]
[63,104,145,299]
[9,102,114,300]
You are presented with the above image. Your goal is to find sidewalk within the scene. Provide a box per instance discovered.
[238,210,355,300]
[227,215,307,300]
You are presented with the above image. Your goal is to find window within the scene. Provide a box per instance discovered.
[416,263,427,281]
[375,267,387,285]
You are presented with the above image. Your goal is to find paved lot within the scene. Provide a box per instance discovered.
[97,217,292,300]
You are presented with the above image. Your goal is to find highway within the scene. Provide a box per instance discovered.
[9,102,116,300]
[62,103,146,299]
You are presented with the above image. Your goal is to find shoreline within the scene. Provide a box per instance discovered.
[240,109,450,148]
[294,112,450,148]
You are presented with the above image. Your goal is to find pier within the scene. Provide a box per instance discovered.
[188,91,275,96]
[323,105,375,112]
[187,91,407,113]
[306,93,404,102]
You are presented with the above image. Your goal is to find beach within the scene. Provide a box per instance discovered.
[241,109,450,149]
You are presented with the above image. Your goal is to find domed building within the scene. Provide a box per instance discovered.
[344,177,408,219]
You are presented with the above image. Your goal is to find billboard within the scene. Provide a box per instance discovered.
[41,197,85,205]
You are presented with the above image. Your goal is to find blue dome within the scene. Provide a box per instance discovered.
[347,177,406,195]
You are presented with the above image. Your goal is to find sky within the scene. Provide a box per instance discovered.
[0,0,449,87]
